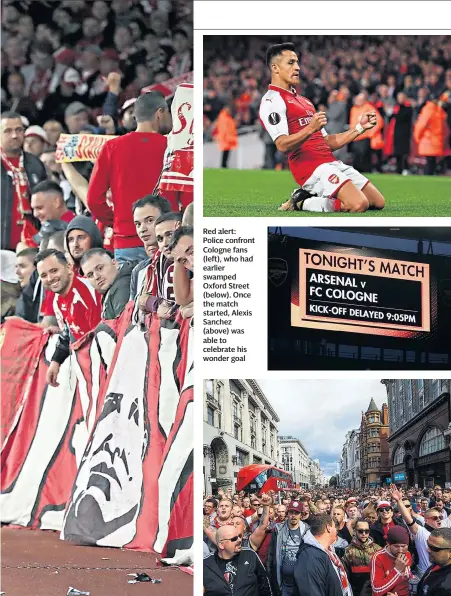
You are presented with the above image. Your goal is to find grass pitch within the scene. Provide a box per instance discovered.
[203,169,451,217]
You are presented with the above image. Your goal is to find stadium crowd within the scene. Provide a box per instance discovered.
[1,0,194,381]
[204,35,451,175]
[203,483,451,595]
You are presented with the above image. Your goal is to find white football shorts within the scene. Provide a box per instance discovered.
[302,161,369,199]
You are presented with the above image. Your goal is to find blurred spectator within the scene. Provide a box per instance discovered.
[349,92,384,173]
[5,72,39,123]
[414,94,447,175]
[1,249,21,322]
[43,120,63,148]
[24,126,49,157]
[326,90,349,162]
[391,92,413,174]
[21,41,66,109]
[213,104,238,168]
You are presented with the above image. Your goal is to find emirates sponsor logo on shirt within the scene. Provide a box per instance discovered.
[328,174,339,184]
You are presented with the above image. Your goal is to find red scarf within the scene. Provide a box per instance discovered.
[29,67,53,104]
[327,548,351,595]
[0,149,38,248]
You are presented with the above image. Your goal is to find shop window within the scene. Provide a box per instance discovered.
[419,427,445,456]
[393,445,405,465]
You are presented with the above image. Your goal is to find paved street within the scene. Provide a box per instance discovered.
[1,527,192,596]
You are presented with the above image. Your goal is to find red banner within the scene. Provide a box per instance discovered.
[1,309,193,559]
[0,318,48,448]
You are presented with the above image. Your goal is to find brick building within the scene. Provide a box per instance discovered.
[359,398,390,489]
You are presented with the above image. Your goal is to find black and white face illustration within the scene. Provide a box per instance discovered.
[62,327,150,546]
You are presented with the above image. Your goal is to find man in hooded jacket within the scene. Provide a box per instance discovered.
[65,215,104,273]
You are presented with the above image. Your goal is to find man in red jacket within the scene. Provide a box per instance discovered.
[87,91,172,265]
[370,526,412,596]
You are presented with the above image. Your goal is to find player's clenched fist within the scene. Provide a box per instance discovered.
[359,111,377,130]
[308,111,327,133]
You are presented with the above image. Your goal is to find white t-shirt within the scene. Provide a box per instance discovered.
[413,524,431,573]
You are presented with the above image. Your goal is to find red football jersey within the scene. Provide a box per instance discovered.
[259,84,335,185]
[53,275,102,340]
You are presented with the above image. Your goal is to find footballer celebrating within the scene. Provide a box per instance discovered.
[259,43,385,213]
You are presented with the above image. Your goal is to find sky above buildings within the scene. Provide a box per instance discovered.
[257,379,388,479]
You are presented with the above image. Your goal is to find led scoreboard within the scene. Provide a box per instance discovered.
[291,248,431,337]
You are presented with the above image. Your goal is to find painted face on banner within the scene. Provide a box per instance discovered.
[63,328,150,546]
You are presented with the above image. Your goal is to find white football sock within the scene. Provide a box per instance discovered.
[301,197,340,212]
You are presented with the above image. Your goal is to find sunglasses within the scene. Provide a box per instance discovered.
[427,543,450,552]
[428,516,443,521]
[357,529,370,534]
[220,535,241,543]
[379,507,392,513]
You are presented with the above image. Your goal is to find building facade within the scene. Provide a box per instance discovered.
[383,379,451,488]
[359,399,390,489]
[203,379,280,495]
[279,436,310,488]
[309,458,326,487]
[340,430,361,489]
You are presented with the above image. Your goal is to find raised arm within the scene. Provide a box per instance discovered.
[390,484,418,535]
[249,493,271,550]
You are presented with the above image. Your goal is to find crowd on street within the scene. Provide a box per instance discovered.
[204,35,451,175]
[203,483,451,595]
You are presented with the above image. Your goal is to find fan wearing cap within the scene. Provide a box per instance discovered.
[86,91,171,264]
[40,69,88,126]
[370,526,412,596]
[370,499,409,548]
[391,483,444,576]
[24,126,49,158]
[267,500,309,596]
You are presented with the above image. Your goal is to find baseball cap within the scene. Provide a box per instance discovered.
[345,497,357,506]
[25,125,48,143]
[287,501,306,513]
[120,97,137,115]
[1,250,19,284]
[64,101,88,119]
[33,220,69,245]
[63,68,82,86]
[387,526,409,545]
[376,500,392,510]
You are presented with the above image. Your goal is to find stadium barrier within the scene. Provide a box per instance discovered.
[204,126,264,169]
[0,307,193,559]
